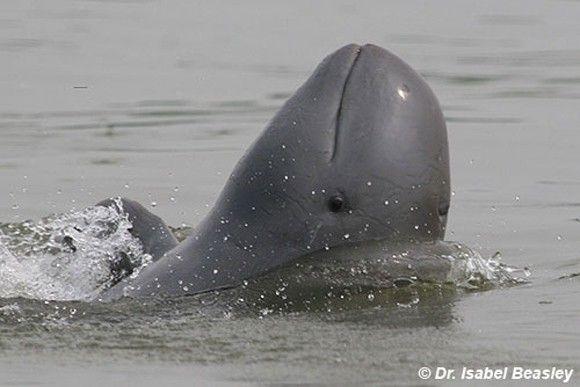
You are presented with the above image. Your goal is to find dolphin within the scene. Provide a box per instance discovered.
[100,43,450,300]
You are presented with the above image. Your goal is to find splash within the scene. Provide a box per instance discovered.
[0,199,151,301]
[440,243,530,289]
[223,240,531,315]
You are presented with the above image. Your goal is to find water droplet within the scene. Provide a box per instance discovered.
[213,269,219,274]
[367,293,375,301]
[150,201,157,207]
[343,234,350,239]
[384,200,389,205]
[366,181,372,186]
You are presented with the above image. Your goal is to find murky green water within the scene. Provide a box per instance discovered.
[1,0,579,385]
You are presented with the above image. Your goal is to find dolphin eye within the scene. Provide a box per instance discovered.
[438,202,450,216]
[328,195,345,213]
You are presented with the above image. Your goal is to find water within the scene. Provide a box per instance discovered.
[0,200,151,301]
[1,0,579,385]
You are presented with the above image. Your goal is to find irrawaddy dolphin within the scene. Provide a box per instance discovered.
[99,43,450,300]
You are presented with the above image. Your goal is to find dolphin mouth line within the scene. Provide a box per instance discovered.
[330,44,363,162]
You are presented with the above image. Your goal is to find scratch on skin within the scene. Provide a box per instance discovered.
[307,221,322,247]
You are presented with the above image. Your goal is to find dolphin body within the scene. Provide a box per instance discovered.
[100,43,450,300]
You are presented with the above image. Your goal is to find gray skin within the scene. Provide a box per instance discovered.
[100,43,450,300]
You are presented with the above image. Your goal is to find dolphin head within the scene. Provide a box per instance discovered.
[216,44,450,254]
[103,43,451,298]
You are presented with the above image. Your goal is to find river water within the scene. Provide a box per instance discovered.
[1,0,579,385]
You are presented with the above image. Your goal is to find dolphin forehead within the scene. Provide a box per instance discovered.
[330,44,450,240]
[335,44,449,180]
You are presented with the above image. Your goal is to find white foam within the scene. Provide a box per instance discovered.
[0,201,150,301]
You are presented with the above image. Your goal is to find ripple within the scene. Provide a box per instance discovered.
[459,50,580,68]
